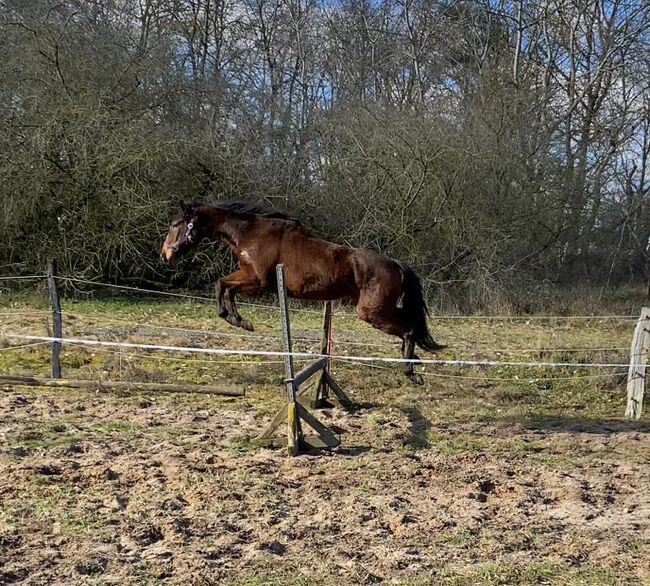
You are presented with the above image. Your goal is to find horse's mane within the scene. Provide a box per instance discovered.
[209,200,299,222]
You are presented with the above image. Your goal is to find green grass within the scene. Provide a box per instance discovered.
[226,579,321,586]
[223,433,258,452]
[430,562,641,586]
[1,478,110,541]
[18,432,83,449]
[95,419,141,434]
[220,562,644,586]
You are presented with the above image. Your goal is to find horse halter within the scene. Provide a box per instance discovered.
[185,221,195,243]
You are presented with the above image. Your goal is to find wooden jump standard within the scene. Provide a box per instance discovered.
[254,264,353,455]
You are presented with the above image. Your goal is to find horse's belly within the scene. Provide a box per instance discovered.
[285,270,355,300]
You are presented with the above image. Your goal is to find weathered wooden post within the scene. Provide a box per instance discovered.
[254,264,340,454]
[314,301,333,407]
[625,307,650,420]
[306,301,354,409]
[277,263,301,455]
[46,259,62,379]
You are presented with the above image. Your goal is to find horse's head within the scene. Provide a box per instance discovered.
[161,202,201,263]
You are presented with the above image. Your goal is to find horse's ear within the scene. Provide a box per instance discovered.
[179,201,194,217]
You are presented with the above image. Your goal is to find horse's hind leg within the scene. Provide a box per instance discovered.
[402,331,423,385]
[401,339,420,363]
[356,303,423,385]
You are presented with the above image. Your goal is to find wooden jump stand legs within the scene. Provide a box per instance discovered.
[300,300,354,410]
[255,265,353,455]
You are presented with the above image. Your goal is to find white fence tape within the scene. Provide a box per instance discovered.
[0,333,631,368]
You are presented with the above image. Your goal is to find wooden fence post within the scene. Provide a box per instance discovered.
[277,264,301,455]
[301,301,354,410]
[314,301,333,407]
[46,259,62,379]
[625,307,650,420]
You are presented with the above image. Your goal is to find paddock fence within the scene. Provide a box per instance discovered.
[0,262,646,437]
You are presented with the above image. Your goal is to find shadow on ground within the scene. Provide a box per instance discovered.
[399,403,432,449]
[523,415,650,435]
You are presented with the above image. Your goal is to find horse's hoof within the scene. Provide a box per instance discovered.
[218,308,228,318]
[224,315,239,328]
[408,373,424,385]
[241,320,254,332]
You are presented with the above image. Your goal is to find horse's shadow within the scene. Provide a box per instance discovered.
[399,403,432,449]
[326,402,431,453]
[333,446,375,456]
[522,415,650,435]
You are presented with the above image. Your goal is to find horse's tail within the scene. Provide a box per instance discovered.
[399,264,446,352]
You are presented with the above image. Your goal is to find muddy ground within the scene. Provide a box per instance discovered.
[0,297,649,585]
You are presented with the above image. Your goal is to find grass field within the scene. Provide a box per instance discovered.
[0,291,649,585]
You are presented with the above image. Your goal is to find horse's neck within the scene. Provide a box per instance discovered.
[205,209,248,250]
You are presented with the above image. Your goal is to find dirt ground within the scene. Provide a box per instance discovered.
[0,296,649,585]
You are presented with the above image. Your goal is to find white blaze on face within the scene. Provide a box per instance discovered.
[161,237,175,261]
[161,225,181,261]
[160,236,174,262]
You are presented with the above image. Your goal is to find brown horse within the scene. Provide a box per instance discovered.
[161,201,445,383]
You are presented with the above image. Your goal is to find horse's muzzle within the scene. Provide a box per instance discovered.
[160,242,176,264]
[160,249,175,264]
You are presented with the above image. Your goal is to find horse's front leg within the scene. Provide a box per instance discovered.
[215,280,228,318]
[216,269,262,332]
[223,288,254,331]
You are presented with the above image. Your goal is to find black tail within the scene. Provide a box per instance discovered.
[399,265,446,352]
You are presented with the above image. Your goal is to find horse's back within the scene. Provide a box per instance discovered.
[279,230,358,300]
[276,225,402,302]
